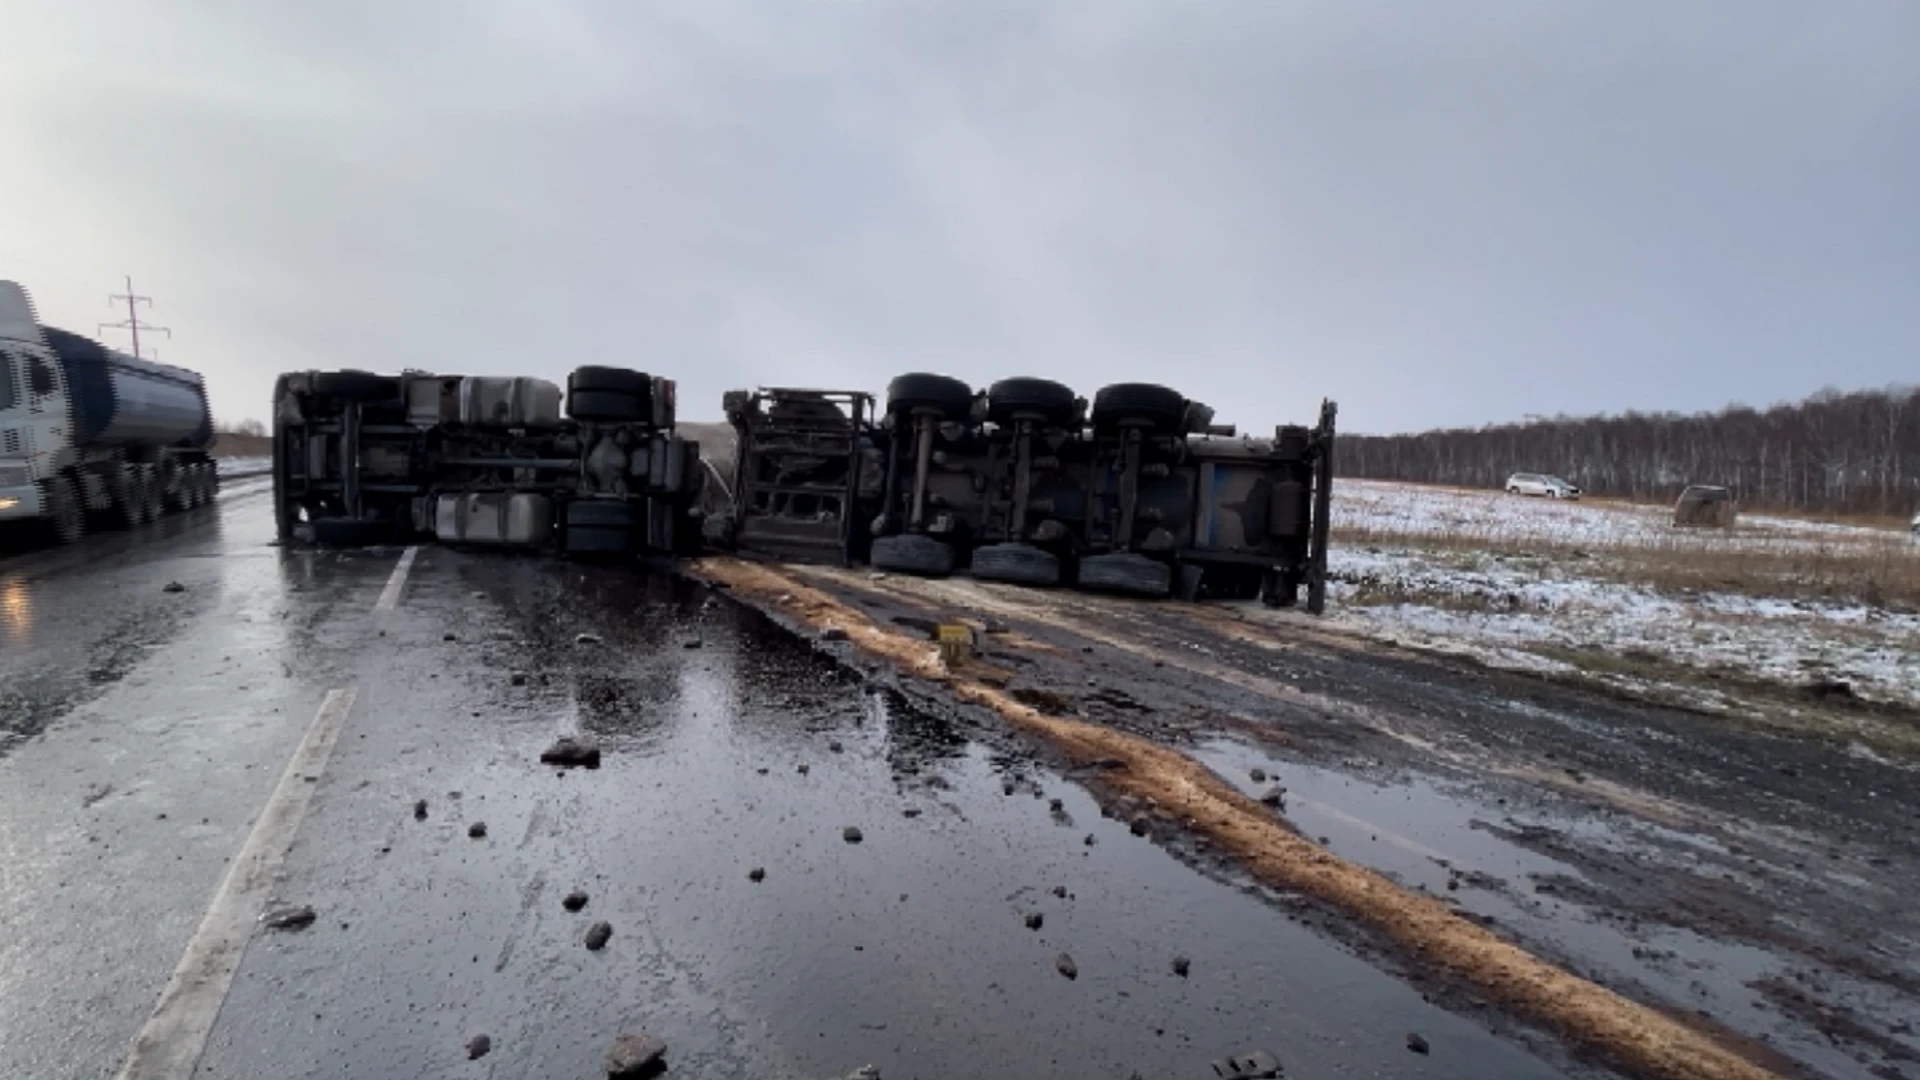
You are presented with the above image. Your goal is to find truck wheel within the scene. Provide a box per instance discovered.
[568,366,654,398]
[311,370,398,403]
[308,518,395,547]
[1090,383,1187,433]
[1076,552,1172,597]
[870,533,958,576]
[885,373,974,422]
[567,389,647,423]
[986,378,1077,428]
[43,476,85,545]
[141,470,165,522]
[969,542,1060,586]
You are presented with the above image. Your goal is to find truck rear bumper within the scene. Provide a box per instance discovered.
[0,484,45,520]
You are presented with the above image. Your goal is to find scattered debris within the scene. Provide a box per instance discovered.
[797,763,811,775]
[1003,781,1016,796]
[1025,912,1044,930]
[81,783,114,808]
[261,905,317,931]
[683,638,703,649]
[1083,834,1097,846]
[540,737,602,769]
[466,1034,491,1060]
[821,627,849,642]
[1051,885,1068,899]
[606,1033,667,1078]
[1406,1033,1430,1055]
[162,581,186,594]
[749,867,766,882]
[562,890,589,912]
[1259,787,1286,808]
[1249,767,1267,783]
[1130,816,1152,837]
[901,807,922,818]
[1172,955,1191,977]
[443,632,457,642]
[467,822,487,839]
[1210,1049,1281,1079]
[842,826,864,844]
[510,671,528,686]
[413,799,429,821]
[583,921,613,951]
[575,632,603,646]
[1055,953,1078,980]
[1048,798,1064,811]
[829,740,844,753]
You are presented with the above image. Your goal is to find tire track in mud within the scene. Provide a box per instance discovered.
[690,556,1788,1080]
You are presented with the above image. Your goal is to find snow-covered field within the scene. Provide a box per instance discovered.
[1323,481,1920,711]
[215,456,271,479]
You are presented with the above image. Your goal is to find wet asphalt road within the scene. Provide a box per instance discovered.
[0,491,1586,1079]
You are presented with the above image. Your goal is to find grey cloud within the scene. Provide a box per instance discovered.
[2,1,1914,433]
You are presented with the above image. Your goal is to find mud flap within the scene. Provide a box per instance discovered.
[1306,398,1337,615]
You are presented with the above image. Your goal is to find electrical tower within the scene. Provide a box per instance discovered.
[99,275,171,359]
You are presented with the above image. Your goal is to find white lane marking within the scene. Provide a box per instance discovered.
[373,546,419,611]
[115,687,359,1080]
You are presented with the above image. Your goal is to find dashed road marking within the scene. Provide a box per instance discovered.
[374,546,419,611]
[114,687,359,1080]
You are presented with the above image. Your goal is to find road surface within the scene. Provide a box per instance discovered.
[0,484,1913,1080]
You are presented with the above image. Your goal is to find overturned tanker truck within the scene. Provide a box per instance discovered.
[713,374,1335,612]
[272,366,1335,611]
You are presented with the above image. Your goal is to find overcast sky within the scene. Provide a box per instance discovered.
[2,2,1914,434]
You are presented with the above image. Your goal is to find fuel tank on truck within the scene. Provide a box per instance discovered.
[38,326,212,448]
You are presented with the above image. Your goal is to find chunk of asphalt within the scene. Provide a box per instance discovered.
[467,822,487,839]
[261,905,317,931]
[683,639,703,649]
[1406,1033,1431,1055]
[842,826,864,844]
[820,627,849,642]
[1259,787,1286,807]
[466,1034,491,1060]
[413,799,428,821]
[1249,767,1267,783]
[575,632,603,646]
[1083,834,1096,846]
[583,921,613,951]
[797,763,810,775]
[1048,798,1064,812]
[1025,912,1043,930]
[162,581,185,594]
[540,737,602,769]
[510,671,528,686]
[562,890,589,912]
[1172,955,1191,977]
[1210,1049,1281,1078]
[829,740,844,753]
[901,807,921,818]
[1130,816,1151,837]
[606,1033,667,1078]
[1055,953,1078,980]
[749,867,766,882]
[1051,885,1068,899]
[442,632,457,642]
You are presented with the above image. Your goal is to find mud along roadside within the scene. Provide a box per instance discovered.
[689,556,1920,1080]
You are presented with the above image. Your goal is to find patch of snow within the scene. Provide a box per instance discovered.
[216,456,271,478]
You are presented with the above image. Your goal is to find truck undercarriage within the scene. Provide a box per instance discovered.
[274,366,1334,612]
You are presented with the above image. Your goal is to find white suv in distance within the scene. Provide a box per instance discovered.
[1505,472,1581,499]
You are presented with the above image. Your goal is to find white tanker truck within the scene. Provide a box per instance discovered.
[0,281,219,545]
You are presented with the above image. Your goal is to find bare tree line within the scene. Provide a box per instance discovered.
[1341,385,1920,517]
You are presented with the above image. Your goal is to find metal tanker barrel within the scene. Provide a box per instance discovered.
[40,326,213,448]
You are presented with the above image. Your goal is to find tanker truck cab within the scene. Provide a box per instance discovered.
[0,283,67,527]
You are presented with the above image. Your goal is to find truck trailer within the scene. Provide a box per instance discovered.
[0,281,219,545]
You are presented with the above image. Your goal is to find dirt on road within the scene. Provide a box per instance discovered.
[691,556,1920,1080]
